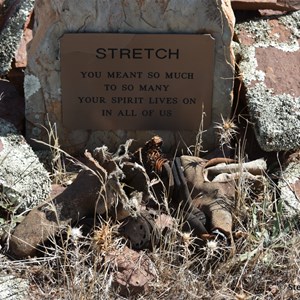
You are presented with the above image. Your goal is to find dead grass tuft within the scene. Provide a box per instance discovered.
[1,121,300,299]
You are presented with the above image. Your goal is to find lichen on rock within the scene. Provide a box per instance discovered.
[0,118,51,215]
[236,10,300,151]
[24,74,41,99]
[0,0,34,75]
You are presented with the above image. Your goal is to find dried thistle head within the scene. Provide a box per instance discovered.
[214,115,238,148]
[92,221,121,255]
[181,232,193,246]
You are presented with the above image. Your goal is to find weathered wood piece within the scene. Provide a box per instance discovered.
[205,158,267,178]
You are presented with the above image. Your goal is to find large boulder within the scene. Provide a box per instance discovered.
[235,11,300,151]
[0,118,51,215]
[25,0,235,154]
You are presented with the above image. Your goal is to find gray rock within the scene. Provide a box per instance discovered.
[0,118,51,214]
[235,11,300,151]
[0,0,34,75]
[0,273,29,300]
[0,254,29,300]
[25,0,235,154]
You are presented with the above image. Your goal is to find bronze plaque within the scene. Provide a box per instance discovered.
[61,34,215,130]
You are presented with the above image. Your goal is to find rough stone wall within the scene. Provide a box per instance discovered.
[25,0,235,154]
[235,11,300,151]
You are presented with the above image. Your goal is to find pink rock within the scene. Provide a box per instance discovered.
[237,17,300,98]
[278,158,300,216]
[49,184,66,199]
[0,0,34,75]
[235,11,300,151]
[15,11,33,68]
[106,246,157,296]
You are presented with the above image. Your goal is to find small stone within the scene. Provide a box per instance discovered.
[106,246,157,297]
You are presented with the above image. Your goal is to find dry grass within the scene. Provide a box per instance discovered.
[215,115,238,150]
[1,121,300,299]
[4,205,298,299]
[3,177,300,299]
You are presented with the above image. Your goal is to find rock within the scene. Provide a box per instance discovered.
[235,11,300,151]
[25,0,235,154]
[278,155,300,216]
[231,0,300,11]
[155,213,174,231]
[106,246,157,297]
[0,79,25,132]
[14,11,33,68]
[258,9,290,16]
[0,254,29,300]
[0,118,51,215]
[0,0,14,29]
[49,183,66,198]
[0,273,29,300]
[0,0,34,75]
[9,147,145,258]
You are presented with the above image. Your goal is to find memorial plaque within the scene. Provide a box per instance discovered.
[61,34,215,130]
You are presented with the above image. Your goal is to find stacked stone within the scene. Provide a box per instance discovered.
[235,11,300,152]
[234,7,300,218]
